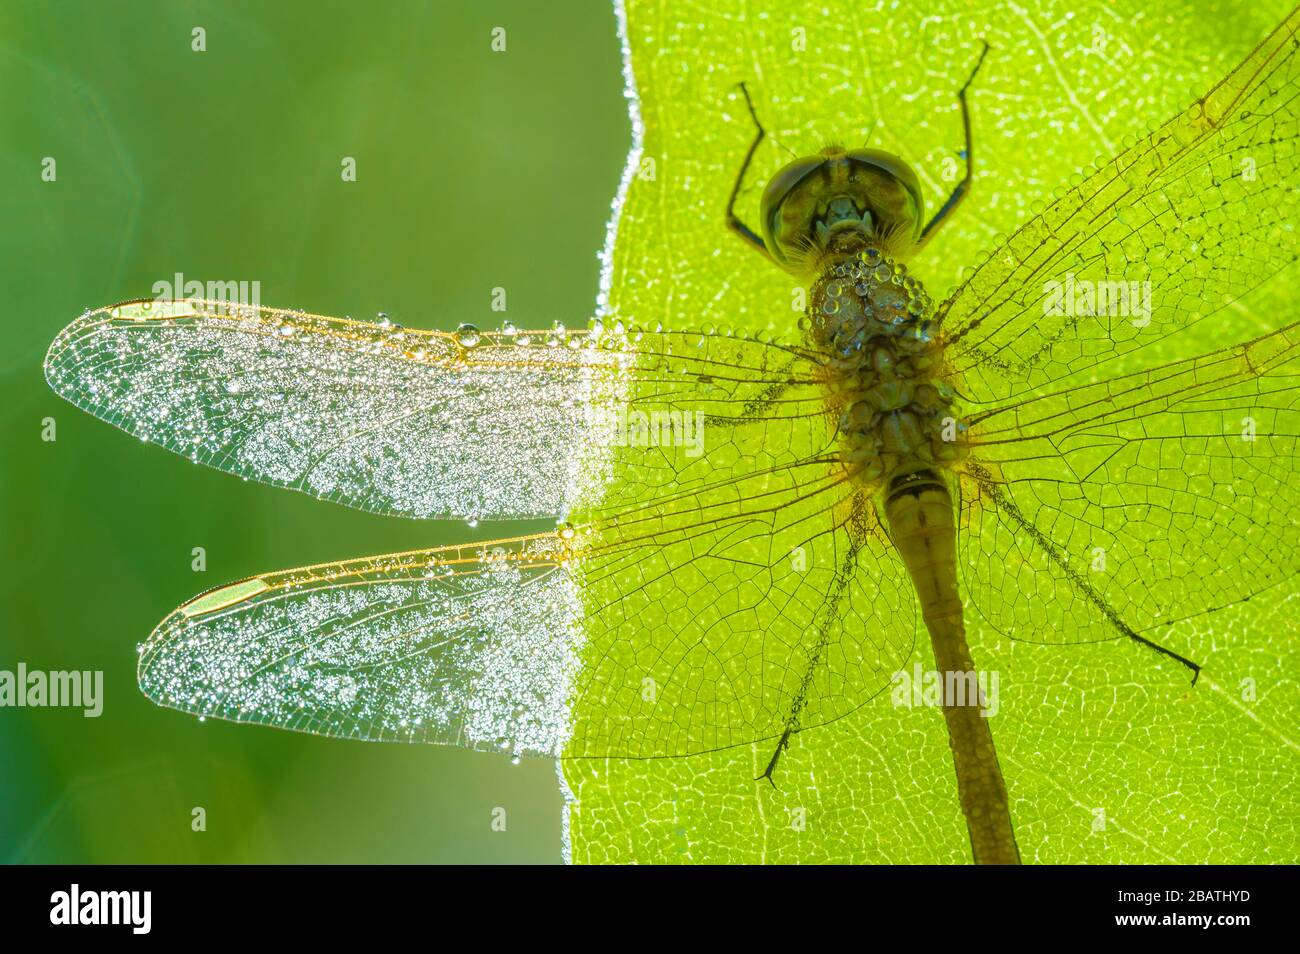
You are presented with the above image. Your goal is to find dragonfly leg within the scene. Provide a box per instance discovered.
[1119,628,1202,684]
[755,495,869,787]
[971,468,1202,682]
[914,42,991,253]
[756,727,793,787]
[726,83,776,263]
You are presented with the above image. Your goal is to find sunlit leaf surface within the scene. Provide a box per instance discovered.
[564,0,1300,863]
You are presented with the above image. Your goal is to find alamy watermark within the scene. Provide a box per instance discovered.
[891,663,999,717]
[152,271,261,309]
[589,407,706,458]
[1043,272,1151,327]
[1,664,103,717]
[50,884,150,934]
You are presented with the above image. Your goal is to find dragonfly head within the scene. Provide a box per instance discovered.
[760,145,924,273]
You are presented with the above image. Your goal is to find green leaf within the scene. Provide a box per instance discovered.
[563,0,1299,863]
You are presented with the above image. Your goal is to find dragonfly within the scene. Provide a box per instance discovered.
[45,6,1300,864]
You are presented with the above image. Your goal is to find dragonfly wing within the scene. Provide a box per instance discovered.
[939,7,1300,402]
[138,534,587,754]
[571,463,917,758]
[45,299,819,520]
[142,492,919,758]
[132,321,917,756]
[957,320,1300,653]
[83,302,915,759]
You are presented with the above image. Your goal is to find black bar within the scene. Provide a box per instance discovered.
[0,864,1286,939]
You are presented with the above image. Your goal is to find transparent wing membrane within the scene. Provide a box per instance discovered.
[572,512,916,758]
[938,5,1300,403]
[44,299,822,521]
[138,535,586,755]
[140,467,918,758]
[570,433,916,758]
[957,320,1300,651]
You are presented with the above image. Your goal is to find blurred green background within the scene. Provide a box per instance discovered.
[0,0,626,862]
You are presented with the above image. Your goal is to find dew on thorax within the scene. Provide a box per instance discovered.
[803,247,966,489]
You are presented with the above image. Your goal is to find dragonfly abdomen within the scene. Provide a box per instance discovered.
[884,470,962,620]
[805,247,965,489]
[885,473,1020,865]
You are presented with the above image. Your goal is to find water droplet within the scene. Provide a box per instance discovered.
[869,285,906,311]
[455,323,481,347]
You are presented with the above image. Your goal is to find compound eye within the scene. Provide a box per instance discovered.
[760,156,825,215]
[758,156,826,259]
[845,149,925,233]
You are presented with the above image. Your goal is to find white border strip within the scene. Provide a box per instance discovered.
[593,0,646,322]
[557,0,647,867]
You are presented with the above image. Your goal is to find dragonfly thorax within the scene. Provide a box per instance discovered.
[804,247,965,490]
